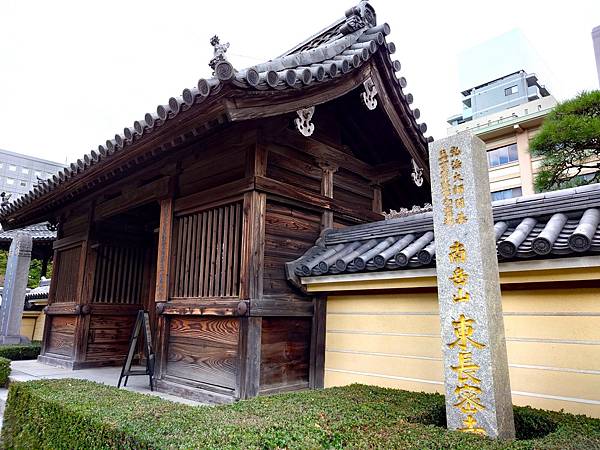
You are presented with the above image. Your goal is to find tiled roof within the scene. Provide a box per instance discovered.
[287,184,600,279]
[0,1,429,226]
[25,281,50,301]
[0,222,56,243]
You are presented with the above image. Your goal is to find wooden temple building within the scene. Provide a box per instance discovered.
[0,1,432,402]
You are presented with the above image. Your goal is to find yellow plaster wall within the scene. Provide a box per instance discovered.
[20,312,45,342]
[324,286,600,418]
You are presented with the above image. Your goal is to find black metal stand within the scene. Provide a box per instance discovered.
[118,310,155,391]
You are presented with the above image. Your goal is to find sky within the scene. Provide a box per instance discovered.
[0,0,599,165]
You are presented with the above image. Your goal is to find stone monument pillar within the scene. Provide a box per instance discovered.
[0,231,33,344]
[429,132,515,439]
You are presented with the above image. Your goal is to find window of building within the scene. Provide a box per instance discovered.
[20,181,27,187]
[34,171,41,177]
[504,85,518,96]
[8,165,16,172]
[6,178,14,185]
[487,143,518,168]
[491,187,522,201]
[21,168,29,175]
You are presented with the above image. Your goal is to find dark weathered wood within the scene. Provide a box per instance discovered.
[94,177,170,220]
[250,298,313,316]
[159,299,247,316]
[260,318,311,391]
[238,316,261,399]
[239,192,266,301]
[372,185,382,213]
[174,177,253,216]
[166,317,239,390]
[155,197,174,302]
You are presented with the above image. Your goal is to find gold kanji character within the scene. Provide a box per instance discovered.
[448,241,466,263]
[458,415,486,435]
[451,352,482,385]
[455,211,468,224]
[453,172,464,183]
[453,184,464,195]
[451,159,462,170]
[439,149,449,162]
[454,384,486,414]
[448,315,486,351]
[453,288,471,303]
[449,267,468,286]
[450,146,461,156]
[454,197,465,209]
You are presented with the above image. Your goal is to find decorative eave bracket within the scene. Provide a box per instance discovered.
[295,106,315,137]
[411,159,424,187]
[360,78,378,110]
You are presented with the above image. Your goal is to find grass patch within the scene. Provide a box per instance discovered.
[3,380,599,449]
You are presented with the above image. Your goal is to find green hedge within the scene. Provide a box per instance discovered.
[3,380,600,449]
[0,343,41,361]
[0,356,10,386]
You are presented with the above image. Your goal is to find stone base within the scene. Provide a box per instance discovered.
[0,335,31,345]
[37,354,75,369]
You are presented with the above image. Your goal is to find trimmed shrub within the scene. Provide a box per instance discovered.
[0,343,41,361]
[3,380,600,449]
[0,356,10,386]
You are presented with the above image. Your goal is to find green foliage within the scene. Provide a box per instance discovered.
[531,90,600,192]
[0,356,10,387]
[0,249,6,285]
[0,343,41,361]
[3,380,599,449]
[0,249,52,288]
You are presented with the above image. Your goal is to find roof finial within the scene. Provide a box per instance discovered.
[340,1,377,35]
[209,35,235,82]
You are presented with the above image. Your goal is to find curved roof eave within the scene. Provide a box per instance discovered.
[0,1,431,229]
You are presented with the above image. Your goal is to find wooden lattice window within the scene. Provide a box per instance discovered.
[171,202,242,298]
[52,245,82,303]
[92,245,146,304]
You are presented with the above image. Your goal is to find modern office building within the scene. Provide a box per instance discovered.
[447,70,551,126]
[447,71,557,199]
[0,148,64,200]
[593,25,600,86]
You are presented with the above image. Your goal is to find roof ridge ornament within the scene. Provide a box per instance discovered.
[295,107,315,137]
[209,35,235,82]
[361,78,378,110]
[340,1,377,35]
[411,159,424,187]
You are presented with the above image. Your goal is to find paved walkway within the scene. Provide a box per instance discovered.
[9,360,202,405]
[0,360,205,427]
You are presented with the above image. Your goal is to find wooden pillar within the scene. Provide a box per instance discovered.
[73,203,96,365]
[40,219,63,357]
[372,184,382,214]
[237,138,267,399]
[318,161,338,230]
[155,197,174,302]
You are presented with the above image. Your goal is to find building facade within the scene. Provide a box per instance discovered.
[0,148,64,200]
[447,72,557,199]
[0,1,432,404]
[593,26,600,86]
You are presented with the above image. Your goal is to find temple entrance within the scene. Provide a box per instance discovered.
[83,202,160,367]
